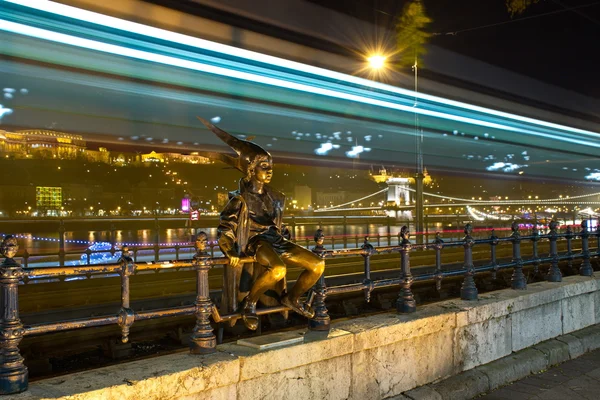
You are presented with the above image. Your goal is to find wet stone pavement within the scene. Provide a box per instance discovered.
[478,349,600,399]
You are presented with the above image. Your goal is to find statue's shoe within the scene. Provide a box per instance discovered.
[241,297,259,331]
[281,295,315,319]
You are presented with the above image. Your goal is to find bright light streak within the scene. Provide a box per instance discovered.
[346,145,365,158]
[579,207,597,216]
[485,162,527,172]
[467,206,513,221]
[315,142,333,155]
[0,22,596,150]
[6,21,596,147]
[0,104,13,120]
[4,0,600,140]
[585,172,600,181]
[467,206,485,221]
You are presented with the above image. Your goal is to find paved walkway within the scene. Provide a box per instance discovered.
[478,349,600,399]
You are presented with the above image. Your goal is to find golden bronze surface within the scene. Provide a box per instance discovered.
[197,118,324,330]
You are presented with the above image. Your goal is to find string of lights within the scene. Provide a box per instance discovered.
[0,233,193,247]
[315,188,387,211]
[315,185,600,212]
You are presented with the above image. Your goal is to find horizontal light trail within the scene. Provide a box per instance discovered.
[4,0,600,141]
[401,186,600,204]
[426,202,600,207]
[2,19,599,150]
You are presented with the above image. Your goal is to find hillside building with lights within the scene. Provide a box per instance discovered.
[0,129,86,159]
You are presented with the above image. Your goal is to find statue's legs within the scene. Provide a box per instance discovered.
[280,244,325,301]
[241,240,325,329]
[240,242,286,330]
[248,243,287,304]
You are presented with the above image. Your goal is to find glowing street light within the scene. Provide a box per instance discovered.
[367,55,386,69]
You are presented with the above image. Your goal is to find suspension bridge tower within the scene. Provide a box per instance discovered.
[370,167,433,219]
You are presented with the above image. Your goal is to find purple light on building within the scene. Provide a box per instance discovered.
[181,197,190,212]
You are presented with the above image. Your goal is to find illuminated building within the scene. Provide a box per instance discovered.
[165,152,211,164]
[293,185,312,209]
[141,151,210,164]
[0,129,85,159]
[141,151,164,163]
[315,191,346,207]
[85,147,110,163]
[36,186,62,209]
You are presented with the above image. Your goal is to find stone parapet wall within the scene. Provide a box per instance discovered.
[14,276,600,400]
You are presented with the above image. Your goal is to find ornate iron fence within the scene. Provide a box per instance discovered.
[0,220,598,394]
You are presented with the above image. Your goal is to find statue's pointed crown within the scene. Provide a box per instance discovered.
[196,117,271,174]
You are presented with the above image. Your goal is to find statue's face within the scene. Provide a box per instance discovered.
[253,158,273,184]
[196,234,207,252]
[1,236,18,259]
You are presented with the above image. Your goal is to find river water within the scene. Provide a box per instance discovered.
[8,221,487,257]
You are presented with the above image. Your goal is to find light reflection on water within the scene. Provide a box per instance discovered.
[13,223,458,253]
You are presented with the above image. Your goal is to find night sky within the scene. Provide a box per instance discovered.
[308,0,600,98]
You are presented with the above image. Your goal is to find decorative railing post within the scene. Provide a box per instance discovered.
[153,217,160,262]
[566,225,574,272]
[596,220,600,265]
[0,236,28,394]
[510,221,526,290]
[396,226,416,313]
[546,220,562,282]
[309,229,330,331]
[386,216,392,245]
[531,226,540,275]
[117,246,135,343]
[190,232,216,354]
[361,236,375,303]
[579,220,593,276]
[433,233,444,291]
[490,229,500,279]
[58,220,66,267]
[85,248,92,265]
[21,250,28,269]
[460,224,478,300]
[110,223,117,256]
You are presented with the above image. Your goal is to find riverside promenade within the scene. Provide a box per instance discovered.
[478,348,600,400]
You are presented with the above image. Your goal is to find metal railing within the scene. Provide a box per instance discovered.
[0,220,598,394]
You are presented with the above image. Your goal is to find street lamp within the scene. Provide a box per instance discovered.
[367,55,386,69]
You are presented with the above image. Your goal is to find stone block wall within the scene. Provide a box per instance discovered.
[15,276,600,400]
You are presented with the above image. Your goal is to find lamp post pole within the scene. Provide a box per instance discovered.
[365,51,424,244]
[413,58,424,246]
[415,172,424,245]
